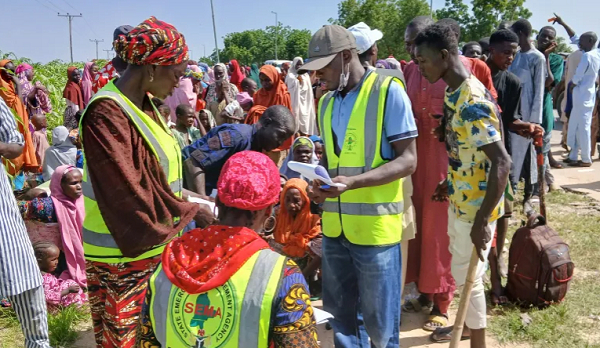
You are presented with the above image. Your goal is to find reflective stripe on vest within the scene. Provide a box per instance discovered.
[79,81,183,263]
[149,249,286,347]
[317,71,404,246]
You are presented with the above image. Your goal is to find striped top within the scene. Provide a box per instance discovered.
[0,96,42,297]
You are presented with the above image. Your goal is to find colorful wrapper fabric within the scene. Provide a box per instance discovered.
[113,16,189,66]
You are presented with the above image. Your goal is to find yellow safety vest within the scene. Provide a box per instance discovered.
[318,71,404,246]
[79,81,183,263]
[148,249,286,347]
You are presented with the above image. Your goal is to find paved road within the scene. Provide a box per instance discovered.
[550,125,600,201]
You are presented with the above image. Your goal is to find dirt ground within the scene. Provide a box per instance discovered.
[313,299,531,348]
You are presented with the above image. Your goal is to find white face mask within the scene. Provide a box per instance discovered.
[338,54,350,92]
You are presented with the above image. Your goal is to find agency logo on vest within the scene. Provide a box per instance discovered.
[344,131,358,153]
[171,281,237,347]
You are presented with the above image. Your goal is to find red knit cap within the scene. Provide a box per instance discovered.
[217,151,280,211]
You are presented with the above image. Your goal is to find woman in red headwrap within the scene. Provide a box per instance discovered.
[62,67,84,130]
[228,59,245,91]
[138,151,320,348]
[254,65,294,166]
[80,17,210,348]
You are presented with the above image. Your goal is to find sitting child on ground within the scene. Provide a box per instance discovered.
[269,179,322,282]
[33,242,87,309]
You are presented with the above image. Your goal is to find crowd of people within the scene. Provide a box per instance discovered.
[0,10,598,348]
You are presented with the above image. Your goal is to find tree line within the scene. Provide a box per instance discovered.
[202,0,572,66]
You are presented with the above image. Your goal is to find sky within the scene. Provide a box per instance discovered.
[2,0,599,64]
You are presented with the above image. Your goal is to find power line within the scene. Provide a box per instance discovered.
[59,0,78,11]
[90,39,104,60]
[45,0,65,12]
[32,0,56,13]
[58,13,83,63]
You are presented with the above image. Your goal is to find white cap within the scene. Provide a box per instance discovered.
[348,22,383,54]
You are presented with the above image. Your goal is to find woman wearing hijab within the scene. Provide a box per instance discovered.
[250,62,262,88]
[253,65,293,165]
[280,136,318,181]
[80,62,96,106]
[63,67,84,130]
[42,126,77,181]
[0,59,38,176]
[286,57,317,135]
[205,63,239,124]
[271,178,322,280]
[163,66,198,122]
[228,59,245,91]
[16,63,53,119]
[18,165,87,288]
[80,17,208,348]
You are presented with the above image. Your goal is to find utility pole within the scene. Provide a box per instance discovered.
[90,39,104,60]
[58,13,83,63]
[430,0,433,16]
[271,11,278,60]
[103,49,112,60]
[210,0,220,63]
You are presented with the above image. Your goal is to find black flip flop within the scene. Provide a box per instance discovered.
[429,327,470,343]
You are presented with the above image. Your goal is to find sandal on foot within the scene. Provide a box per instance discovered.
[430,326,470,343]
[402,297,432,313]
[491,292,509,306]
[423,314,449,332]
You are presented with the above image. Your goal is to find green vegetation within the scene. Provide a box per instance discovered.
[0,304,90,348]
[1,51,105,132]
[488,190,600,348]
[329,0,432,61]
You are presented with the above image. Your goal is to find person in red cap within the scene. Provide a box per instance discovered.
[138,151,319,347]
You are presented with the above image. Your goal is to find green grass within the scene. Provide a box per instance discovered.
[488,189,600,348]
[0,304,89,348]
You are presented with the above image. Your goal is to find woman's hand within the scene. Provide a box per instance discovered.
[68,285,81,294]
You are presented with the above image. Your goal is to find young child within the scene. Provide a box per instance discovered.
[172,104,203,149]
[31,113,50,168]
[309,135,324,161]
[270,179,322,282]
[158,104,175,128]
[198,109,216,133]
[33,242,87,309]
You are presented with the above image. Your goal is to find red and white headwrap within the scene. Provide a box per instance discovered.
[217,151,280,211]
[113,16,189,66]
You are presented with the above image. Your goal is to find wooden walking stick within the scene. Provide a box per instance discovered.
[450,248,480,348]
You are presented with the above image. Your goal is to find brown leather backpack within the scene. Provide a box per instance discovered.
[506,214,574,307]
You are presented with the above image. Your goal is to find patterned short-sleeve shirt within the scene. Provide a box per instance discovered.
[444,75,504,223]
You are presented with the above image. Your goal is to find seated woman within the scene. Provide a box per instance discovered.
[33,242,87,310]
[280,136,319,181]
[270,179,322,282]
[138,151,319,347]
[42,126,77,182]
[19,165,87,288]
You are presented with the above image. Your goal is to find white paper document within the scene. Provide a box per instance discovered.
[313,307,334,325]
[287,161,347,188]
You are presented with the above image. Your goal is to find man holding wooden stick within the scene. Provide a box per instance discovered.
[414,23,511,347]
